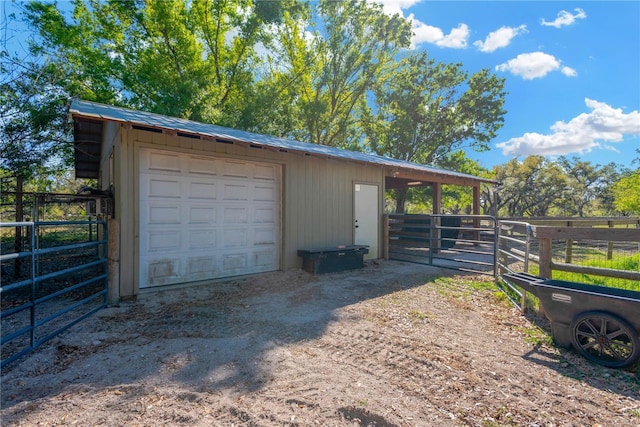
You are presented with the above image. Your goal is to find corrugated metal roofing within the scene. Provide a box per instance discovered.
[69,99,496,184]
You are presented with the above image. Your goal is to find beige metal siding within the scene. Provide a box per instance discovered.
[116,127,384,293]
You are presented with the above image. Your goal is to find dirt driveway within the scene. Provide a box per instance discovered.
[1,260,638,426]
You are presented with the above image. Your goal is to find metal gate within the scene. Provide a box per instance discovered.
[1,220,108,367]
[385,214,497,275]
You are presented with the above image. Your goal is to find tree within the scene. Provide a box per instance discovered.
[612,170,640,215]
[493,156,568,217]
[0,56,73,214]
[22,0,301,127]
[248,0,411,148]
[557,156,619,217]
[363,51,506,212]
[1,48,74,275]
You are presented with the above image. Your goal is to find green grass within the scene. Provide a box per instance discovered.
[527,253,640,292]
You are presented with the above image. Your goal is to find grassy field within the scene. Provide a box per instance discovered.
[526,253,639,292]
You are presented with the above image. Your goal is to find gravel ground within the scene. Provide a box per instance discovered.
[1,260,638,426]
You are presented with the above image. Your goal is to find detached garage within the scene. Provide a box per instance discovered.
[70,99,493,299]
[139,149,281,288]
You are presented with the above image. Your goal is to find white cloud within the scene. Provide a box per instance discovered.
[561,66,577,77]
[377,0,422,16]
[541,8,587,28]
[495,51,576,80]
[496,99,640,157]
[474,25,527,53]
[411,17,469,49]
[375,1,468,49]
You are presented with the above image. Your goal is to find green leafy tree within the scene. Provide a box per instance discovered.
[557,156,620,217]
[0,56,73,211]
[250,0,411,148]
[22,0,299,126]
[612,170,640,215]
[393,151,489,214]
[363,51,506,212]
[493,156,569,217]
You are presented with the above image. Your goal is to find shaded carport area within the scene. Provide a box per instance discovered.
[383,166,498,275]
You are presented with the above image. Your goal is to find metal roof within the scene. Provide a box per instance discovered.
[69,99,496,185]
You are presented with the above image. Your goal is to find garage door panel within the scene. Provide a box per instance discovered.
[254,251,275,267]
[254,228,276,245]
[254,184,276,201]
[186,256,217,278]
[146,230,181,252]
[188,157,218,175]
[224,207,248,224]
[145,178,181,199]
[146,152,182,172]
[140,148,280,288]
[223,160,251,178]
[187,229,217,249]
[188,181,217,199]
[146,205,181,224]
[254,164,276,180]
[188,206,216,224]
[223,228,248,247]
[147,258,181,286]
[222,253,248,272]
[224,183,248,200]
[254,207,275,223]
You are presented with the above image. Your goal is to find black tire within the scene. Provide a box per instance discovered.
[570,311,640,369]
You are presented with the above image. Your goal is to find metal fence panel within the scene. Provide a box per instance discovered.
[386,214,497,275]
[1,221,108,367]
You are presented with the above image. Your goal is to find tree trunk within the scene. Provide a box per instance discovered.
[394,188,407,214]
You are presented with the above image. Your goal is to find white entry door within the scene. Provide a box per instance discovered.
[354,183,379,259]
[139,149,280,288]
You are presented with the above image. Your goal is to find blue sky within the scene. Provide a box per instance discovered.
[379,0,640,170]
[3,1,639,172]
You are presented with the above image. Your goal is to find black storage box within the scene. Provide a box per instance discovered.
[297,245,369,274]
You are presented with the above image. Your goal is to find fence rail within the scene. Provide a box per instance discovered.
[1,220,108,368]
[497,219,640,311]
[384,214,497,275]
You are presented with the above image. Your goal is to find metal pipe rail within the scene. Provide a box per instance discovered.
[1,220,108,367]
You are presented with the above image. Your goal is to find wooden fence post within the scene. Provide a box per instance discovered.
[607,220,614,260]
[539,237,552,280]
[564,220,573,264]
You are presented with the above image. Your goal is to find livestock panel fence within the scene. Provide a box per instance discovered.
[1,220,108,368]
[384,214,497,275]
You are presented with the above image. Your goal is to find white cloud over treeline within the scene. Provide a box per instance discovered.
[497,99,640,157]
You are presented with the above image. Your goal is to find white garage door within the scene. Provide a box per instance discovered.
[139,149,281,288]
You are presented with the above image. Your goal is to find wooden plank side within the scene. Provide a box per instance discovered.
[531,225,640,242]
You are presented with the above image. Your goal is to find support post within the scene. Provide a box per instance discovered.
[383,214,389,260]
[432,182,442,215]
[108,218,120,305]
[472,185,481,243]
[539,237,552,280]
[565,221,573,263]
[607,220,614,260]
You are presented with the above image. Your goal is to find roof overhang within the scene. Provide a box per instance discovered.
[69,99,497,187]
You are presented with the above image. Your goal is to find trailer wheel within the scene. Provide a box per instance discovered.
[570,311,640,369]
